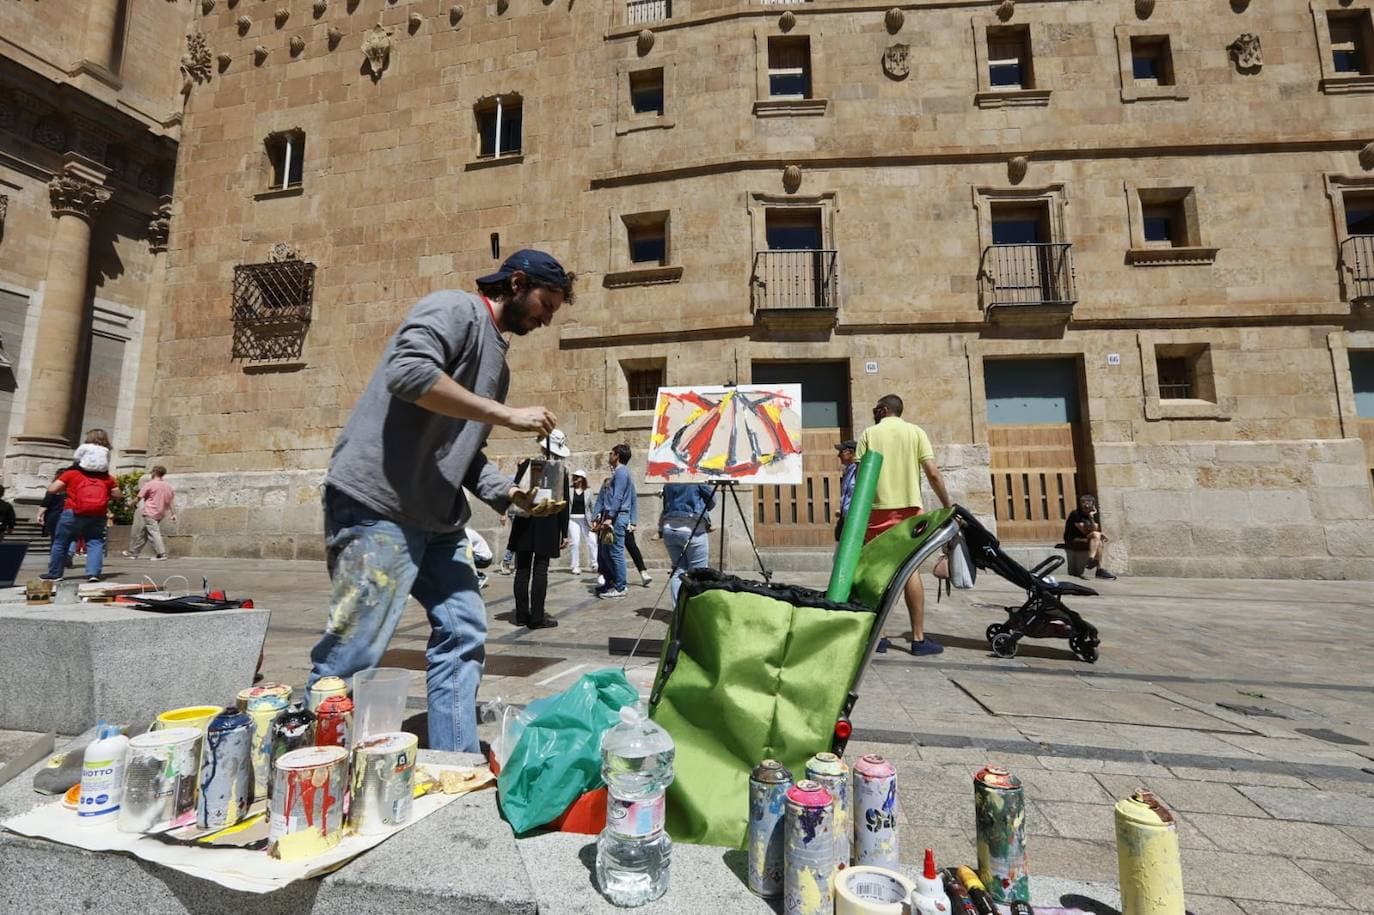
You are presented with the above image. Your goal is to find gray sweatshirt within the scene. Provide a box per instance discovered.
[326,290,514,532]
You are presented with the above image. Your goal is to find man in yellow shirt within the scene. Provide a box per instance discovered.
[855,394,952,656]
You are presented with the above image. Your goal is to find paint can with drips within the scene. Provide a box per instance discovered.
[350,732,418,835]
[783,780,835,915]
[805,751,852,870]
[974,765,1029,904]
[315,694,353,749]
[747,758,792,897]
[197,707,254,829]
[852,754,899,870]
[236,682,292,713]
[1115,789,1184,915]
[118,727,202,834]
[247,693,288,802]
[268,745,348,861]
[307,676,348,712]
[268,703,317,799]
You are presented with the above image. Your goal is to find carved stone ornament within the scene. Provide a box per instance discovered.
[147,197,172,253]
[884,7,904,34]
[49,174,112,221]
[636,29,654,55]
[782,164,802,194]
[1360,141,1374,171]
[1134,0,1155,19]
[496,0,508,13]
[408,11,423,31]
[275,7,290,28]
[33,119,66,151]
[362,25,392,77]
[290,35,306,56]
[1007,155,1029,184]
[327,26,344,47]
[313,0,328,16]
[237,15,252,34]
[996,0,1014,21]
[217,52,232,71]
[201,0,215,13]
[1229,33,1262,72]
[269,242,301,262]
[0,195,8,232]
[779,10,796,32]
[882,43,910,80]
[254,45,269,64]
[180,32,213,94]
[450,5,464,27]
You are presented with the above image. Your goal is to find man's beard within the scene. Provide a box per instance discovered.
[503,288,540,336]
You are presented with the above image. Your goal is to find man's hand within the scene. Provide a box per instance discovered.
[509,487,565,517]
[35,509,45,525]
[505,406,557,435]
[560,537,569,550]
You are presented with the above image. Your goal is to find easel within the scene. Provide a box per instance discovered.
[704,479,771,582]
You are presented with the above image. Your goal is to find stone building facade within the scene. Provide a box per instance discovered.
[129,0,1374,576]
[0,0,188,496]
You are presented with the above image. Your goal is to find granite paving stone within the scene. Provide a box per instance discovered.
[1336,824,1374,853]
[1183,897,1250,915]
[1017,769,1115,804]
[1290,860,1374,911]
[1037,800,1216,850]
[1176,850,1346,907]
[1014,836,1121,883]
[1163,765,1310,789]
[1094,775,1270,818]
[1236,785,1374,827]
[1038,755,1175,779]
[1188,812,1371,863]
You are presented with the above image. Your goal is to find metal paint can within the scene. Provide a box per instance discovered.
[268,745,348,861]
[350,732,418,835]
[247,693,288,802]
[197,707,254,829]
[315,694,354,749]
[307,676,348,712]
[974,765,1029,904]
[783,779,835,915]
[747,758,792,898]
[118,727,202,834]
[1115,790,1184,915]
[805,751,852,870]
[268,703,317,798]
[236,682,292,712]
[852,754,900,870]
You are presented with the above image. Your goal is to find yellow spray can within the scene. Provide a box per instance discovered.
[1114,789,1185,915]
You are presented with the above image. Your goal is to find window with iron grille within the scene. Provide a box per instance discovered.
[625,364,664,411]
[232,258,316,360]
[1154,343,1215,403]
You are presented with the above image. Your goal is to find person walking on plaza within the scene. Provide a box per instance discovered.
[124,465,177,560]
[1064,493,1117,580]
[625,501,653,588]
[833,438,857,541]
[0,485,15,540]
[857,394,952,656]
[659,482,715,606]
[593,443,635,598]
[508,434,572,629]
[567,469,597,574]
[41,429,119,582]
[305,249,573,753]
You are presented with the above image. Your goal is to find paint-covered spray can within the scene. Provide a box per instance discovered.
[747,759,793,897]
[268,703,317,798]
[268,745,348,860]
[315,694,354,749]
[852,754,900,870]
[307,676,348,712]
[805,751,852,870]
[118,727,202,833]
[974,765,1029,904]
[350,732,418,835]
[236,682,292,713]
[247,693,288,802]
[1115,790,1184,915]
[783,780,835,915]
[197,707,254,829]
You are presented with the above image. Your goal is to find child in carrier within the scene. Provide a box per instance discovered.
[40,429,118,582]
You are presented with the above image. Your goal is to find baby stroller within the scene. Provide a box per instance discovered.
[952,506,1102,663]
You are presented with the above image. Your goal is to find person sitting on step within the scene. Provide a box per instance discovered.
[1063,493,1117,581]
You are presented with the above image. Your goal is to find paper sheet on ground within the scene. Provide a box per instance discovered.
[2,764,485,893]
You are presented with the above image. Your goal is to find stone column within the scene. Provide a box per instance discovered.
[122,197,172,464]
[14,158,111,449]
[80,0,124,75]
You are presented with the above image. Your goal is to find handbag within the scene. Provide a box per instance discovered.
[597,515,615,545]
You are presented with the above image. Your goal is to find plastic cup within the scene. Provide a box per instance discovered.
[351,668,412,747]
[153,705,224,732]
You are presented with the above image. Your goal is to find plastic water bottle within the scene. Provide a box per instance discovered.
[595,703,675,906]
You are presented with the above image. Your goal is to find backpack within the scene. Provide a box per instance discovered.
[65,470,113,516]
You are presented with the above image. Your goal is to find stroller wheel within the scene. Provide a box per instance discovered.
[1069,636,1099,664]
[985,623,1006,644]
[990,632,1019,659]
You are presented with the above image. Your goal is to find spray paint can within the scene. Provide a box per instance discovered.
[852,754,899,870]
[974,765,1029,904]
[307,676,348,712]
[118,727,202,834]
[247,693,288,802]
[197,707,254,829]
[268,703,317,798]
[805,752,852,870]
[268,745,348,860]
[1115,790,1184,915]
[783,780,835,915]
[350,732,418,835]
[315,694,354,749]
[747,759,792,897]
[236,682,292,712]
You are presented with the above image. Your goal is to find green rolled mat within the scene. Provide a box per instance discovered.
[825,450,883,602]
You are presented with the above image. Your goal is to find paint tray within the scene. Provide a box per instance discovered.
[125,595,250,614]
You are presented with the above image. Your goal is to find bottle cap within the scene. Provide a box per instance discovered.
[923,848,937,880]
[619,704,644,725]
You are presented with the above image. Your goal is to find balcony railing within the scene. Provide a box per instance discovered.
[1341,235,1374,304]
[751,249,839,311]
[979,242,1077,312]
[626,0,671,24]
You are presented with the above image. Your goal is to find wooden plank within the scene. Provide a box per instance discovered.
[988,422,1084,542]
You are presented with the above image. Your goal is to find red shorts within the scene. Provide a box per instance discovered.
[864,506,922,544]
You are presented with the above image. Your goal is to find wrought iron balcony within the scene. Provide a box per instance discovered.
[1341,235,1374,306]
[978,243,1077,319]
[626,0,671,24]
[751,249,840,312]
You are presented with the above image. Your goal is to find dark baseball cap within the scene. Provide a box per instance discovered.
[476,249,570,288]
[835,439,857,452]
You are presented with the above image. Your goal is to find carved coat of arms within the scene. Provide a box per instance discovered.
[882,43,910,80]
[1228,33,1262,72]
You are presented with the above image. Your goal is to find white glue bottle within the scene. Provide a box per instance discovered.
[911,848,953,914]
[78,721,129,825]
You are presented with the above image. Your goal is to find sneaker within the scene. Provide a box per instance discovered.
[528,617,560,629]
[910,638,944,657]
[1094,568,1117,580]
[478,574,490,591]
[875,637,891,654]
[39,574,63,581]
[571,567,581,575]
[498,561,513,576]
[596,575,606,588]
[639,571,653,587]
[87,576,102,583]
[121,551,136,559]
[597,588,628,600]
[150,555,168,562]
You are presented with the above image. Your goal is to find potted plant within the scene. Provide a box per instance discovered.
[104,470,143,555]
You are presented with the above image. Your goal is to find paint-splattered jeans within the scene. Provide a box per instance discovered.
[306,487,486,753]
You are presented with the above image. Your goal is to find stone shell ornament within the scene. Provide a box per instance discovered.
[363,25,392,77]
[884,7,904,34]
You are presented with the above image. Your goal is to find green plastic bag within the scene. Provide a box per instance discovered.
[497,668,640,835]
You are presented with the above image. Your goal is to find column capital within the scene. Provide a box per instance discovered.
[147,195,172,253]
[49,173,111,221]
